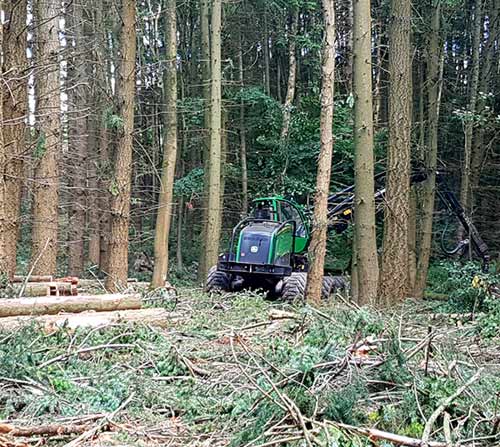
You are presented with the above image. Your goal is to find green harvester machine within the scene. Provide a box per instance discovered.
[206,170,490,299]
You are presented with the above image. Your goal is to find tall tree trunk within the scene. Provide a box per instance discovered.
[373,22,384,127]
[352,0,378,305]
[263,9,271,97]
[304,0,335,305]
[0,4,5,279]
[280,10,298,141]
[408,188,417,291]
[151,0,178,289]
[95,0,111,274]
[67,1,89,276]
[414,1,443,299]
[31,0,61,276]
[2,0,28,280]
[197,0,211,282]
[199,0,223,282]
[86,5,100,268]
[459,0,482,228]
[277,53,283,103]
[176,196,184,271]
[239,29,248,214]
[105,0,137,292]
[470,0,498,209]
[98,123,111,274]
[345,0,354,94]
[279,10,299,184]
[87,114,100,267]
[378,0,412,306]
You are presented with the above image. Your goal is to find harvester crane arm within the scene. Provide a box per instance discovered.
[326,170,490,272]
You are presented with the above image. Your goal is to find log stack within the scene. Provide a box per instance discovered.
[13,276,79,297]
[0,277,177,331]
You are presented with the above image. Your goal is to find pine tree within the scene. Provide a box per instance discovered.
[2,0,28,280]
[151,0,178,288]
[304,0,335,304]
[378,0,412,305]
[106,0,137,291]
[199,0,223,282]
[353,0,379,305]
[31,0,62,276]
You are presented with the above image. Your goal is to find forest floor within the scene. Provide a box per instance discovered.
[0,284,499,447]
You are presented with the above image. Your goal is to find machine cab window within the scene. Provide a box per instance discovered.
[279,201,307,238]
[253,201,274,220]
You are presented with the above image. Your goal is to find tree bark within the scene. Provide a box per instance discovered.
[31,0,62,276]
[378,0,412,306]
[469,0,498,209]
[86,5,101,268]
[197,0,212,282]
[87,112,100,267]
[263,8,271,97]
[105,0,137,292]
[67,0,89,277]
[239,28,249,213]
[199,0,223,282]
[414,1,443,299]
[0,7,5,279]
[0,294,142,318]
[176,197,184,271]
[280,10,299,142]
[304,0,335,305]
[459,0,482,226]
[151,0,178,288]
[408,188,417,291]
[279,10,299,185]
[353,0,379,306]
[2,0,28,280]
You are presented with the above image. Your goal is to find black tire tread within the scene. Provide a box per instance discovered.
[205,266,231,292]
[281,272,307,301]
[322,276,335,299]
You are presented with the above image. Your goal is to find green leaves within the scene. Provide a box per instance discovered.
[33,133,46,160]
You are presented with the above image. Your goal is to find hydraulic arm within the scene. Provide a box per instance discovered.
[326,170,490,271]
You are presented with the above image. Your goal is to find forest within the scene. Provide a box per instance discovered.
[0,0,499,446]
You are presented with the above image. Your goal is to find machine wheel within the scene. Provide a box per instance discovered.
[281,272,307,301]
[331,276,348,292]
[205,266,231,292]
[322,276,335,299]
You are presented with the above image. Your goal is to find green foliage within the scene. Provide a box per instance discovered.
[174,167,204,197]
[427,261,489,312]
[33,133,46,160]
[324,382,366,424]
[103,107,124,130]
[476,287,500,338]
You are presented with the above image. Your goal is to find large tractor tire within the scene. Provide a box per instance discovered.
[322,275,348,298]
[322,276,335,299]
[281,272,307,301]
[205,266,231,292]
[282,273,341,301]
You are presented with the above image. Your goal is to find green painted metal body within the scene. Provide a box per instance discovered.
[234,197,310,266]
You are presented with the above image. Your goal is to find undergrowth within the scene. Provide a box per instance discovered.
[426,261,500,337]
[0,280,498,446]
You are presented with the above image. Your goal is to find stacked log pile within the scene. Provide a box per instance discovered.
[0,277,177,331]
[13,276,79,296]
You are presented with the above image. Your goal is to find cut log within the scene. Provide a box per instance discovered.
[12,275,53,283]
[19,282,77,297]
[0,294,142,318]
[0,308,179,332]
[22,284,50,297]
[0,422,90,437]
[55,276,80,286]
